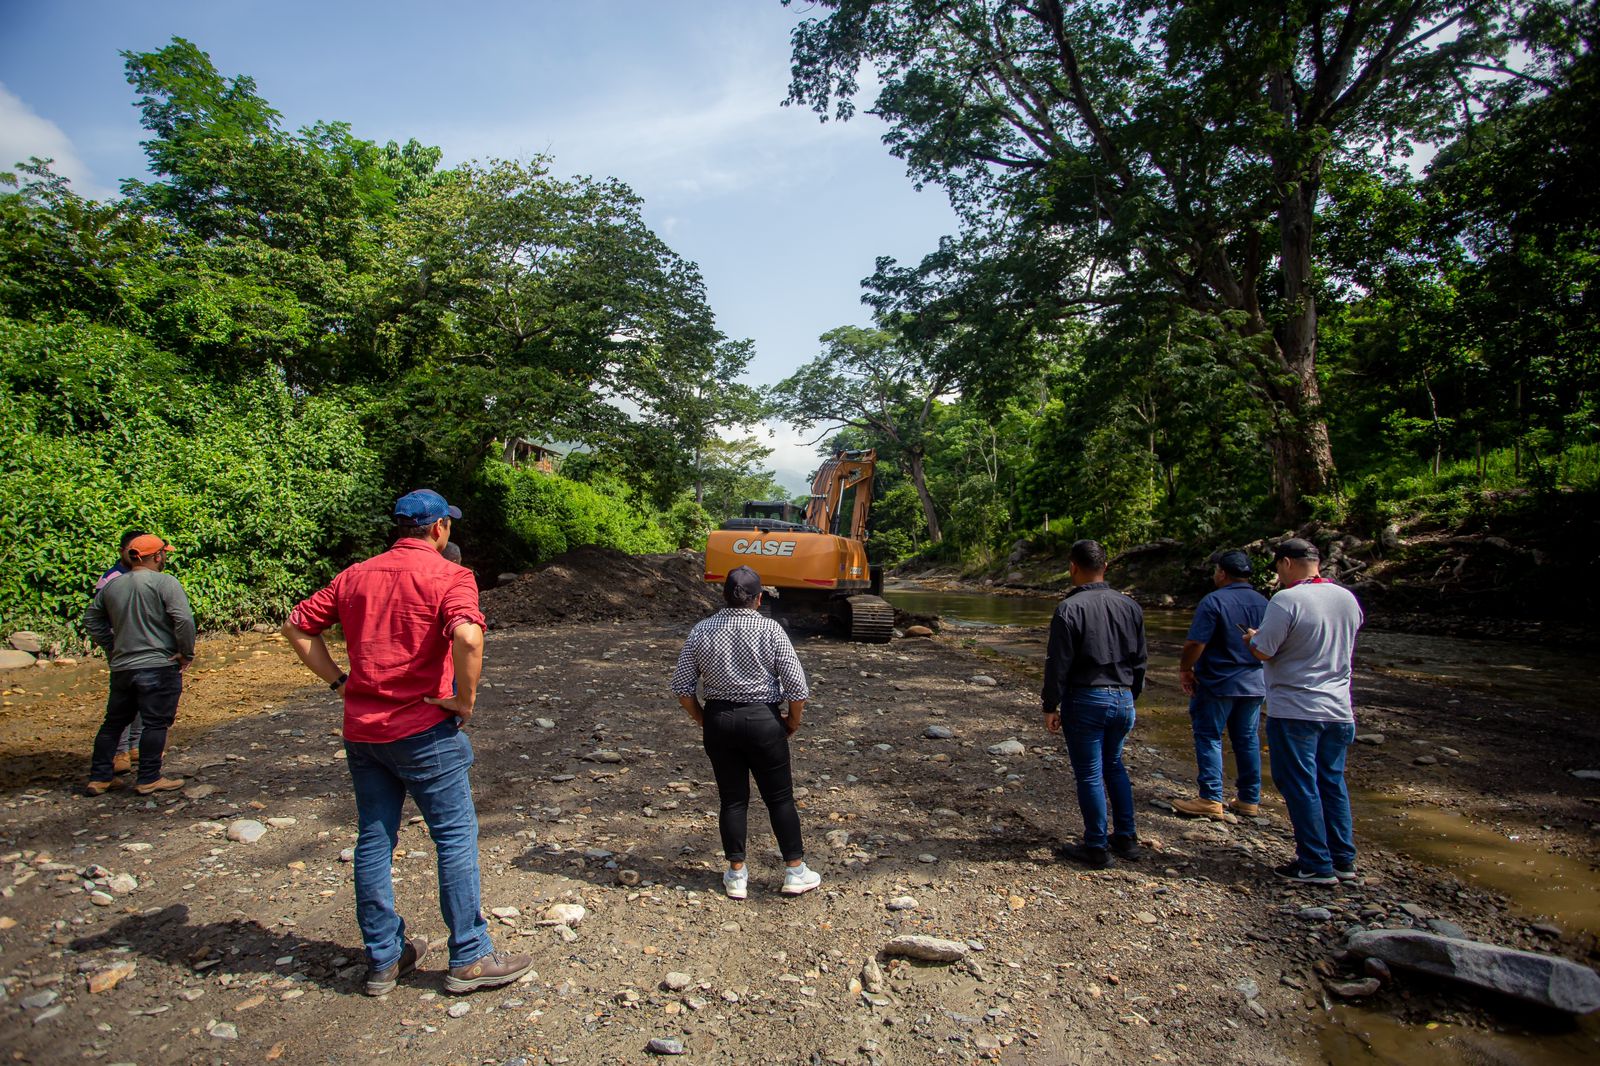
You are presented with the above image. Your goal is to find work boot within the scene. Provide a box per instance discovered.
[365,936,429,996]
[133,777,184,795]
[112,752,132,774]
[1109,836,1144,862]
[1172,797,1228,820]
[1052,843,1110,869]
[85,779,120,796]
[1227,799,1261,817]
[444,951,534,994]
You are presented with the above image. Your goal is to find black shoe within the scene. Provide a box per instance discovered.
[1109,837,1144,862]
[1272,861,1337,886]
[366,936,428,996]
[1053,843,1110,869]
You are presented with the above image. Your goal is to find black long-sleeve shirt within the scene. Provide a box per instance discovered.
[1041,582,1148,712]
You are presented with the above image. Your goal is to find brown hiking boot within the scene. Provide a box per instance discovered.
[444,951,534,994]
[133,777,185,795]
[365,936,429,996]
[112,752,132,774]
[1172,797,1228,820]
[1228,799,1261,817]
[85,779,120,796]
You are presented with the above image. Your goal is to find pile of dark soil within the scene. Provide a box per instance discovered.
[482,546,720,627]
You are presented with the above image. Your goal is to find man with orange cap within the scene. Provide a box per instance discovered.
[83,533,194,795]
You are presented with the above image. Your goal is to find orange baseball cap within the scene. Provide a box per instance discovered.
[126,534,174,558]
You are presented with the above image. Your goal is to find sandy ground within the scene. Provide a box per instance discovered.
[0,615,1596,1065]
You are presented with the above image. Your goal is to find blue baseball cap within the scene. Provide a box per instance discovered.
[393,489,462,526]
[1209,549,1252,576]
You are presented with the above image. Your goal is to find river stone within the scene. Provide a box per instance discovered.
[0,650,36,670]
[886,896,918,911]
[8,632,43,653]
[905,625,934,637]
[1355,733,1386,745]
[542,903,586,926]
[647,1037,686,1055]
[107,873,138,895]
[1346,929,1600,1014]
[1427,918,1469,940]
[1570,770,1600,781]
[447,1001,471,1018]
[535,718,556,729]
[1328,978,1381,998]
[208,1021,238,1040]
[183,783,219,800]
[986,739,1026,758]
[661,972,693,991]
[227,819,268,843]
[924,725,955,740]
[882,935,968,963]
[582,750,623,763]
[88,961,136,994]
[969,675,998,687]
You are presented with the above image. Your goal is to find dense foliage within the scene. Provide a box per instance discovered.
[0,38,759,639]
[779,1,1599,567]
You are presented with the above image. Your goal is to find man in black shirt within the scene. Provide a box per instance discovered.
[1042,540,1148,868]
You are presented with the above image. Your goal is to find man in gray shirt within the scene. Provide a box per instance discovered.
[1246,538,1364,885]
[83,533,195,795]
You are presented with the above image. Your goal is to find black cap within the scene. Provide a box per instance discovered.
[1273,538,1321,561]
[1210,549,1252,577]
[724,565,762,605]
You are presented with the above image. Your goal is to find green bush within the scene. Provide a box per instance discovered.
[0,317,386,638]
[476,459,675,566]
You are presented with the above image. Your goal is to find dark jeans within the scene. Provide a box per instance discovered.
[90,666,181,785]
[1062,686,1137,850]
[344,719,493,970]
[702,700,804,863]
[1266,716,1357,876]
[1188,694,1263,804]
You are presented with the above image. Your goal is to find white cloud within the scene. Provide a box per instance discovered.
[432,59,878,202]
[745,418,836,494]
[0,83,105,197]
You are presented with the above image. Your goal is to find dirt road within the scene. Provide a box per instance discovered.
[0,617,1595,1064]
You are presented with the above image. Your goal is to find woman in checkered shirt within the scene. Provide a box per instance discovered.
[671,566,821,899]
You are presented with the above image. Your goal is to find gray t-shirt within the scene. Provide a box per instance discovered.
[1250,580,1364,722]
[83,568,196,672]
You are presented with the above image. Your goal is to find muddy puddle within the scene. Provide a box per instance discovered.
[884,585,1600,1064]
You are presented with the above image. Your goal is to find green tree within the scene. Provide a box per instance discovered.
[785,0,1550,521]
[768,325,953,542]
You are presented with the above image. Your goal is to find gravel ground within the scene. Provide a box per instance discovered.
[0,620,1594,1065]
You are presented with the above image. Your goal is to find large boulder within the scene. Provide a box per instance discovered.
[0,650,36,670]
[1346,929,1600,1014]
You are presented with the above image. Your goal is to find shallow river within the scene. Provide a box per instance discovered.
[884,585,1600,1064]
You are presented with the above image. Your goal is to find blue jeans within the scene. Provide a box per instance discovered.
[1188,695,1262,804]
[90,666,181,785]
[344,719,493,970]
[1062,687,1137,850]
[1266,717,1357,876]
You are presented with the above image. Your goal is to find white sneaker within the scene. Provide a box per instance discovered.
[723,867,748,900]
[781,862,822,896]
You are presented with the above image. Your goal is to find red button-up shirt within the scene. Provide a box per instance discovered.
[288,539,486,743]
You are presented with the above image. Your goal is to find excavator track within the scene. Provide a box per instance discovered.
[843,594,894,644]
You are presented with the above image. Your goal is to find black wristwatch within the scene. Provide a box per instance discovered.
[331,672,348,691]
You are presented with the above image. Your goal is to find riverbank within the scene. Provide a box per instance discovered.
[0,619,1595,1064]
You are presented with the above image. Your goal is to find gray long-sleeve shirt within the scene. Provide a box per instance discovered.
[83,568,196,672]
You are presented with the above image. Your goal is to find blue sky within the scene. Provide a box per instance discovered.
[0,0,958,489]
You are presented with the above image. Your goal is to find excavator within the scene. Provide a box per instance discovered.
[703,448,894,643]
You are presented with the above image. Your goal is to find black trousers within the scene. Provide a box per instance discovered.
[90,666,182,785]
[702,700,804,863]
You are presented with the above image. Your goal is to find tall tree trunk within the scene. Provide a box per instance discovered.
[907,449,943,544]
[1267,137,1337,523]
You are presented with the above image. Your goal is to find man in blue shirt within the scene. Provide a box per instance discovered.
[1174,550,1268,820]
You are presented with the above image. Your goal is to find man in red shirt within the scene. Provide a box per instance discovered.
[283,489,531,996]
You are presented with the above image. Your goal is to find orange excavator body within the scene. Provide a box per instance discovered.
[703,449,892,641]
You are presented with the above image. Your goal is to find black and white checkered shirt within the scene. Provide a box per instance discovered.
[670,608,810,703]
